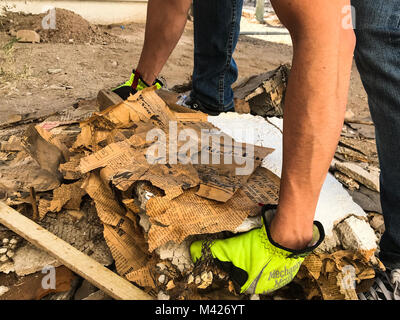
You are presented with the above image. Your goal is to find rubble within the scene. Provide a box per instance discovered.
[73,279,99,300]
[233,64,289,118]
[347,123,375,139]
[0,9,119,44]
[156,240,193,273]
[157,291,170,300]
[0,66,385,300]
[12,244,61,276]
[335,216,378,255]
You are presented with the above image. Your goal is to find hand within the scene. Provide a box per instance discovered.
[112,69,163,100]
[190,206,325,295]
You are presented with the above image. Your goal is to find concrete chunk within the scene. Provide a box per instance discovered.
[156,240,193,273]
[335,216,378,252]
[12,243,61,276]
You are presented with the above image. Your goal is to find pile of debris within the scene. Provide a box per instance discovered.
[0,8,118,44]
[0,65,384,300]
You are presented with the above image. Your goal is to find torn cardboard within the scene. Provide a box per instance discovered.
[0,150,61,193]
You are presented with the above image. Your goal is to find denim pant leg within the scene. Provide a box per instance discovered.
[352,0,400,269]
[191,0,244,112]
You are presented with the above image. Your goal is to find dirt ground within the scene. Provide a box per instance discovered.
[0,10,370,125]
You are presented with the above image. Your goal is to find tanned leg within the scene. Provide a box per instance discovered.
[269,0,356,249]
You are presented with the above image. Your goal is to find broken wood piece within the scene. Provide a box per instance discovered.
[0,136,24,152]
[97,89,123,112]
[334,171,359,191]
[156,89,198,114]
[0,201,152,300]
[335,161,380,192]
[233,64,289,118]
[339,137,377,158]
[0,112,57,130]
[345,119,374,126]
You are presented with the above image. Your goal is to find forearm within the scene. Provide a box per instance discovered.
[270,0,355,249]
[137,0,192,84]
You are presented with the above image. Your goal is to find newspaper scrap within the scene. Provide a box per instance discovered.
[191,131,273,202]
[78,88,273,203]
[126,265,157,288]
[38,181,86,219]
[79,134,200,199]
[35,124,71,161]
[145,167,280,252]
[71,89,277,277]
[59,155,84,180]
[297,250,383,300]
[82,172,151,277]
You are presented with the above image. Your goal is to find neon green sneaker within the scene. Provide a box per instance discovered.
[112,69,163,100]
[190,205,325,295]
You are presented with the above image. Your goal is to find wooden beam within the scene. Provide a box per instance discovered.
[0,201,153,300]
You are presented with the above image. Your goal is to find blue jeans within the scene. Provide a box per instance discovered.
[191,0,243,112]
[352,0,400,269]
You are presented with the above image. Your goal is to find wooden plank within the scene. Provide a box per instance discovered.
[0,201,152,300]
[97,89,123,112]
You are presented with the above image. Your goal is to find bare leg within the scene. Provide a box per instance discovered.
[269,0,355,249]
[136,0,192,84]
